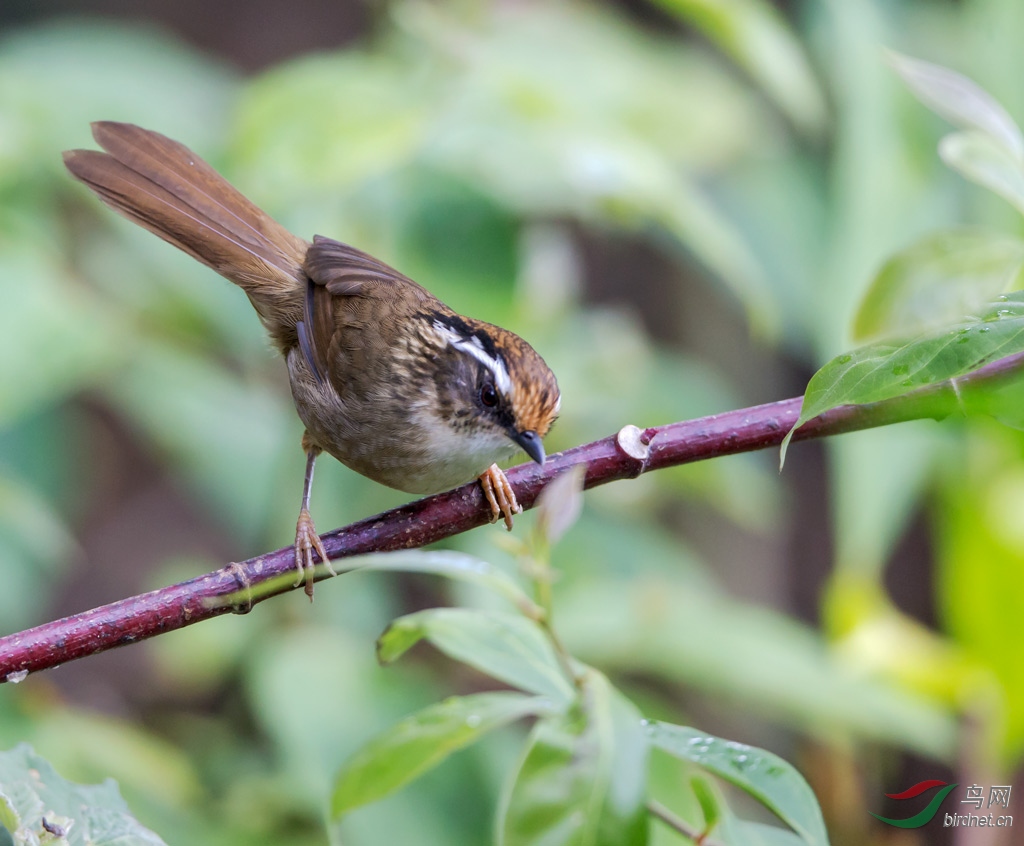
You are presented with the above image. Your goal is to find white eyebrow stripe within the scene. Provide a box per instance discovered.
[433,320,513,397]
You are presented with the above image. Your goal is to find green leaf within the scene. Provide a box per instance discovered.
[940,130,1024,217]
[689,775,722,834]
[0,743,166,845]
[889,52,1024,228]
[653,0,826,135]
[959,362,1024,430]
[689,785,807,846]
[645,723,828,846]
[889,52,1024,160]
[783,293,1024,458]
[497,671,648,846]
[377,608,576,705]
[852,229,1024,342]
[330,692,547,820]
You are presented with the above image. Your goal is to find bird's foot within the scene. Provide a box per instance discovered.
[479,463,522,531]
[294,508,335,600]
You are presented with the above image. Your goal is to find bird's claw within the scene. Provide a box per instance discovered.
[294,508,335,600]
[479,464,521,531]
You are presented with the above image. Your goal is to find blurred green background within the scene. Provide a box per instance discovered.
[2,0,1024,843]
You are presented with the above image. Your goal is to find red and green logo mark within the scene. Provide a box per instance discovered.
[872,780,959,828]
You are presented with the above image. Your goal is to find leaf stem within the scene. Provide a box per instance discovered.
[520,537,581,688]
[647,799,719,844]
[539,616,581,689]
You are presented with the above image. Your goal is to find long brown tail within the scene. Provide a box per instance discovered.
[63,122,309,348]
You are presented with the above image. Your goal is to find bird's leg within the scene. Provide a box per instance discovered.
[294,441,335,600]
[478,463,522,531]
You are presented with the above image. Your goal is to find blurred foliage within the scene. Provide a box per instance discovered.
[0,743,166,845]
[3,0,1024,843]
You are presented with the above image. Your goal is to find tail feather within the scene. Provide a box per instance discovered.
[63,122,309,346]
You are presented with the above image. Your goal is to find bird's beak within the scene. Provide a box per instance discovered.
[511,430,545,465]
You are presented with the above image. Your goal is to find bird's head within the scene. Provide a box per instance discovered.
[426,314,560,467]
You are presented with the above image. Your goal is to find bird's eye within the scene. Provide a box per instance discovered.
[480,382,499,408]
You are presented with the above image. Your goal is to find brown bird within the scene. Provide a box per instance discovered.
[64,122,560,598]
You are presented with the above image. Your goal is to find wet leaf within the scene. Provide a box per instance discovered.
[646,722,828,846]
[783,294,1024,462]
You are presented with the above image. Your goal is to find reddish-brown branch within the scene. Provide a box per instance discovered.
[2,351,1023,681]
